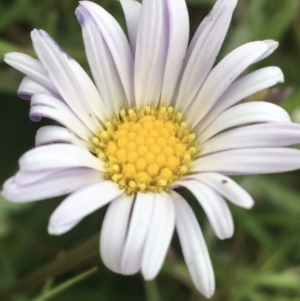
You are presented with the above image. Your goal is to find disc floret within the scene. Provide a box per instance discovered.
[92,106,197,194]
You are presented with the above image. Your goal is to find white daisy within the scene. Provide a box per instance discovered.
[2,0,300,297]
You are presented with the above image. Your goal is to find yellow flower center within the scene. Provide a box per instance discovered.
[92,106,197,194]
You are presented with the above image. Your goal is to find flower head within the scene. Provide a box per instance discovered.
[3,0,300,297]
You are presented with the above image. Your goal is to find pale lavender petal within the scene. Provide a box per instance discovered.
[18,76,56,100]
[171,190,215,298]
[176,180,234,240]
[201,123,300,156]
[199,66,284,131]
[35,126,91,149]
[134,0,167,108]
[119,0,141,55]
[186,0,237,58]
[176,3,236,111]
[141,192,175,280]
[100,194,134,273]
[257,40,279,62]
[30,94,92,141]
[49,181,122,235]
[31,29,101,134]
[76,1,134,108]
[160,0,189,105]
[200,102,291,142]
[182,173,254,209]
[192,148,300,175]
[67,58,110,122]
[19,144,105,172]
[75,7,125,115]
[187,41,277,129]
[2,167,103,203]
[121,192,155,275]
[4,52,56,92]
[14,169,58,186]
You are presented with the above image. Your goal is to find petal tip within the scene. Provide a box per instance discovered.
[75,6,86,25]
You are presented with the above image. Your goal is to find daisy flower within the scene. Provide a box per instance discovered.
[3,0,300,297]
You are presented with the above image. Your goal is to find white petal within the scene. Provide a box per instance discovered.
[30,94,92,141]
[176,3,236,111]
[192,148,300,175]
[141,192,175,280]
[19,144,105,172]
[134,0,167,108]
[31,29,101,134]
[119,0,141,55]
[121,192,155,275]
[14,169,58,185]
[2,168,103,203]
[160,0,189,105]
[35,126,91,149]
[200,102,291,142]
[171,190,215,298]
[199,66,284,131]
[176,180,234,240]
[100,193,134,273]
[186,0,237,57]
[201,123,300,156]
[4,52,56,92]
[49,181,122,235]
[213,0,238,9]
[76,1,134,108]
[258,40,279,61]
[75,7,126,114]
[187,40,277,128]
[183,173,254,209]
[18,76,57,100]
[67,58,110,122]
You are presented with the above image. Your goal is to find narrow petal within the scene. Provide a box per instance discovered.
[260,40,279,61]
[134,0,167,108]
[176,2,236,110]
[4,52,56,92]
[35,126,91,149]
[201,123,300,156]
[121,192,155,275]
[18,76,57,100]
[2,167,103,203]
[187,41,278,129]
[67,58,110,122]
[192,148,300,175]
[119,0,141,54]
[30,94,92,141]
[199,66,284,131]
[186,0,238,57]
[49,181,123,235]
[14,169,58,186]
[31,29,101,134]
[141,192,175,280]
[76,1,134,108]
[200,102,291,142]
[176,180,234,240]
[75,7,125,115]
[100,194,134,273]
[182,173,254,209]
[160,0,189,105]
[171,190,215,298]
[19,144,105,172]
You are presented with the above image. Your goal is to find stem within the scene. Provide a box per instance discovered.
[1,233,99,301]
[32,267,98,301]
[144,280,161,301]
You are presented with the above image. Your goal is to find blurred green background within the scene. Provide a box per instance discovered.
[1,0,300,300]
